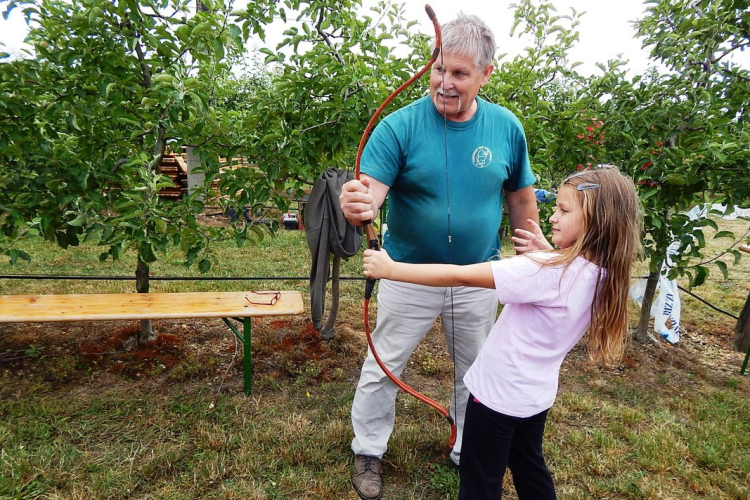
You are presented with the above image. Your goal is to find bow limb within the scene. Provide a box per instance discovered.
[355,4,456,453]
[355,4,441,179]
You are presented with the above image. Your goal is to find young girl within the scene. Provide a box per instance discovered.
[362,166,642,500]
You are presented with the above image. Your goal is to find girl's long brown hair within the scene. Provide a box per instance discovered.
[544,166,642,365]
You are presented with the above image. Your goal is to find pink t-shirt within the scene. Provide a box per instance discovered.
[463,253,601,418]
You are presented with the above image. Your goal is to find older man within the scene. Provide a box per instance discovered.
[340,12,539,500]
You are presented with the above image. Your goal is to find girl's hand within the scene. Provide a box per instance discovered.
[363,248,394,279]
[512,219,553,253]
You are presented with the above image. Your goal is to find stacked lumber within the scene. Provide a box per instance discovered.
[158,153,189,199]
[211,157,254,199]
[157,153,259,200]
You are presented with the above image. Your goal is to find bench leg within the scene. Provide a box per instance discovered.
[244,317,252,395]
[222,317,253,395]
[742,342,750,376]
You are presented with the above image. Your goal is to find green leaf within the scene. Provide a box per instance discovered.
[67,114,82,131]
[211,38,224,59]
[692,265,708,287]
[8,249,31,265]
[192,21,212,37]
[117,117,141,127]
[152,73,175,84]
[198,258,211,273]
[715,261,728,280]
[152,217,167,233]
[249,224,265,242]
[259,133,281,145]
[112,243,124,262]
[703,218,719,231]
[713,230,734,240]
[140,242,158,263]
[67,214,86,227]
[141,97,158,108]
[664,174,687,186]
[694,231,705,248]
[186,246,201,262]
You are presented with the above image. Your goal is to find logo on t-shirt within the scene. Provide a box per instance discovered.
[472,146,492,168]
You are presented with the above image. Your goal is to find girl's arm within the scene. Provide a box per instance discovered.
[363,248,495,289]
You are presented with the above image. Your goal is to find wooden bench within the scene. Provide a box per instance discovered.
[0,291,304,394]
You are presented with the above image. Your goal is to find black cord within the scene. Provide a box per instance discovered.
[632,275,740,320]
[0,274,365,281]
[676,284,739,320]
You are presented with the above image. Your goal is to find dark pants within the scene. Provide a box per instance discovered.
[458,395,556,500]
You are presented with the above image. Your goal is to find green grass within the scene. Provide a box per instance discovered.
[0,228,362,296]
[1,220,749,499]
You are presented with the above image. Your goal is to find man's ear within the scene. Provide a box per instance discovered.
[480,64,494,86]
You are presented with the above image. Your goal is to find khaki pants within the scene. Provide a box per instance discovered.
[351,279,498,465]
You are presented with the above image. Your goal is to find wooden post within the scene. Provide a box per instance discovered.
[185,146,205,199]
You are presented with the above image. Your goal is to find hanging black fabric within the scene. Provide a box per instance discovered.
[305,167,363,339]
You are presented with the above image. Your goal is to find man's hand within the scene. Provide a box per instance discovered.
[340,177,376,227]
[363,248,395,280]
[505,186,540,254]
[511,219,553,253]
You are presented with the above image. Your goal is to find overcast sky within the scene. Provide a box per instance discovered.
[1,0,747,76]
[397,0,653,75]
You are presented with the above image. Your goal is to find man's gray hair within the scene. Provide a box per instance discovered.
[437,12,496,70]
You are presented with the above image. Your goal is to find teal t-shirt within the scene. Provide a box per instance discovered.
[361,96,535,265]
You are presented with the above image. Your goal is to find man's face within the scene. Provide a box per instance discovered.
[429,52,493,122]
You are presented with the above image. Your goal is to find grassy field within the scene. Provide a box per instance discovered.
[0,216,749,499]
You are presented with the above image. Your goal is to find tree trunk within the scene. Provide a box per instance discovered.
[735,245,750,353]
[135,122,165,345]
[634,268,660,343]
[732,292,750,353]
[136,258,155,343]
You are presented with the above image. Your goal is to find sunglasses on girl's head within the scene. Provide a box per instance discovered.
[564,164,616,189]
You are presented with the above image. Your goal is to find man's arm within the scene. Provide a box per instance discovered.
[339,174,390,227]
[505,186,540,254]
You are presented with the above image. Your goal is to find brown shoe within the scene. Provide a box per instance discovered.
[352,454,382,500]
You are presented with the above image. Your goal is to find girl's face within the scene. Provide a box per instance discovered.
[549,185,585,249]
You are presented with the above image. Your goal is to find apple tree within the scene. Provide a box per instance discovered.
[0,0,280,340]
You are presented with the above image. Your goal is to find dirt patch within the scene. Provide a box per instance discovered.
[0,312,748,400]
